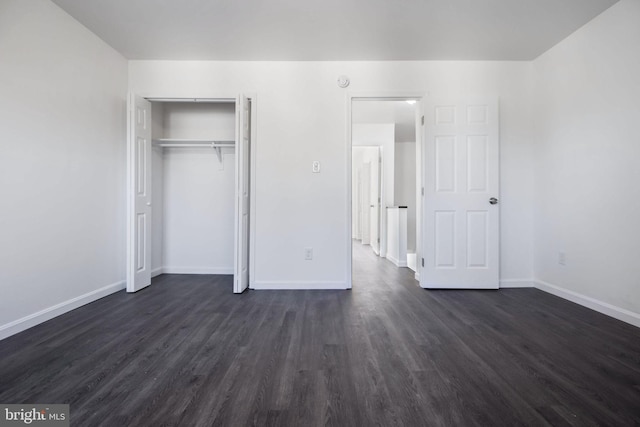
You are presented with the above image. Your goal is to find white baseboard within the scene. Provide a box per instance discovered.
[151,267,164,278]
[252,281,349,290]
[161,267,233,275]
[535,280,640,328]
[387,255,408,268]
[0,280,125,341]
[500,279,534,288]
[415,272,420,281]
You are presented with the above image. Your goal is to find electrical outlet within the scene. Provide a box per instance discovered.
[558,252,566,265]
[312,161,321,173]
[304,247,313,260]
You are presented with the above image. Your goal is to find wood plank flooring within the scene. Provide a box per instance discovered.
[1,242,639,426]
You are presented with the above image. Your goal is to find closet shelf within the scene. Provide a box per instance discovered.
[152,139,235,162]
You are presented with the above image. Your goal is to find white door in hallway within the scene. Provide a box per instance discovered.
[421,97,500,289]
[369,148,381,255]
[360,162,371,245]
[127,94,152,292]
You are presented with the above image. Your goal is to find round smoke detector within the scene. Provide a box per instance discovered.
[337,75,350,88]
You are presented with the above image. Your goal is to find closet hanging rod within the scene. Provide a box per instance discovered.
[155,143,235,148]
[152,139,234,163]
[153,138,234,145]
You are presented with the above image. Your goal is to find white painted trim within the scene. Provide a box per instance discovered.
[126,93,135,292]
[349,91,428,101]
[0,281,125,341]
[140,93,240,102]
[345,92,353,289]
[415,272,421,281]
[248,94,258,290]
[499,279,534,288]
[387,255,408,268]
[535,280,640,328]
[162,267,234,275]
[128,93,254,294]
[346,91,426,292]
[144,97,236,103]
[253,281,349,290]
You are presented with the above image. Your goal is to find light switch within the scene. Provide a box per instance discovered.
[312,161,321,173]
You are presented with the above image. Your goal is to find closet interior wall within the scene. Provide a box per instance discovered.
[150,101,236,276]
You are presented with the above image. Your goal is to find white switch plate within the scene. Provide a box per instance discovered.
[312,161,321,173]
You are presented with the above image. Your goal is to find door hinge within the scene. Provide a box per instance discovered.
[377,238,380,243]
[421,258,425,267]
[421,187,424,196]
[421,115,425,126]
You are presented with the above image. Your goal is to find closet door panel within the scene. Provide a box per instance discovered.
[127,94,152,292]
[234,95,250,293]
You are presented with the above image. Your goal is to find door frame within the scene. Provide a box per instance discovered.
[346,92,426,289]
[126,93,257,292]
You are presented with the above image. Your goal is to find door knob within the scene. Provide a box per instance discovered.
[489,197,498,205]
[146,202,152,206]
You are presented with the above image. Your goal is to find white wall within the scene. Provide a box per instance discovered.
[151,102,236,274]
[0,0,128,338]
[352,146,380,246]
[130,60,534,288]
[351,147,364,239]
[352,124,395,207]
[353,124,395,258]
[162,149,235,273]
[395,141,417,252]
[533,0,640,323]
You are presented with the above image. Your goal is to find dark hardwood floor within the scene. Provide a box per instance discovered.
[1,243,639,426]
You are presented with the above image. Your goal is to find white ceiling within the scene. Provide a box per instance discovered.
[50,0,618,61]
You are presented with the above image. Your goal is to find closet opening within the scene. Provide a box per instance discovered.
[126,95,253,294]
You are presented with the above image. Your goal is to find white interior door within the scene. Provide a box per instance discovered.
[234,95,250,293]
[370,148,381,255]
[127,94,152,292]
[421,96,500,289]
[360,162,371,245]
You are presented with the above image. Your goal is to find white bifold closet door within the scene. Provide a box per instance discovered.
[127,94,153,292]
[421,96,500,289]
[234,95,250,294]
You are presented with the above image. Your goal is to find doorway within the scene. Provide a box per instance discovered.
[348,94,501,289]
[126,95,254,294]
[349,97,422,287]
